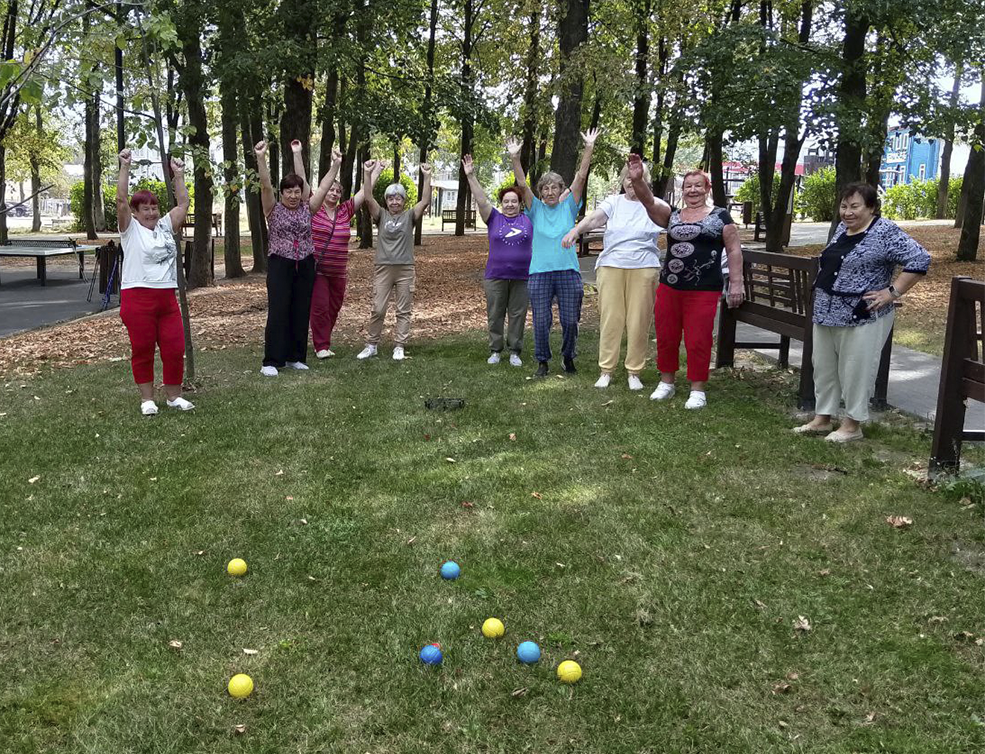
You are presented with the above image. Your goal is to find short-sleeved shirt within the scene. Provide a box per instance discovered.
[120,213,178,290]
[311,199,356,276]
[267,202,314,261]
[596,194,662,270]
[485,209,532,280]
[527,194,580,274]
[662,207,734,291]
[375,209,415,265]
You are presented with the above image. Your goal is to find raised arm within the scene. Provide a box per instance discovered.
[309,147,342,213]
[353,160,384,211]
[362,160,382,222]
[291,140,310,202]
[569,128,599,206]
[254,141,276,218]
[117,149,132,233]
[627,154,671,227]
[506,137,534,208]
[462,155,492,223]
[167,157,190,230]
[413,163,433,222]
[561,208,607,248]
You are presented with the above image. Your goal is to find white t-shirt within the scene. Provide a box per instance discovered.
[120,213,178,289]
[595,194,663,270]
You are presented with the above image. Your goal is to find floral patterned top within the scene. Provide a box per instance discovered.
[267,202,314,261]
[661,207,734,291]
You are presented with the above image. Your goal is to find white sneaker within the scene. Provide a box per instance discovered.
[140,400,159,416]
[627,374,644,391]
[684,390,707,410]
[286,361,309,370]
[392,346,406,361]
[316,349,335,359]
[509,353,522,367]
[356,345,378,360]
[166,396,195,411]
[650,382,675,401]
[594,373,611,389]
[487,352,501,365]
[260,366,279,377]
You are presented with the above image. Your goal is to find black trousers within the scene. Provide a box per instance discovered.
[263,254,316,367]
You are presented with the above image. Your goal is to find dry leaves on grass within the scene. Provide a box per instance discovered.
[886,515,913,529]
[793,616,812,634]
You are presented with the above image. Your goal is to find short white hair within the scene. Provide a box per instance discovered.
[384,183,407,199]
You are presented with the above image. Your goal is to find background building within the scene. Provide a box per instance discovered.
[879,128,941,187]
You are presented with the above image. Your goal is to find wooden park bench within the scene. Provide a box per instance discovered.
[578,228,605,257]
[441,208,476,231]
[929,276,985,474]
[182,212,222,238]
[715,249,894,410]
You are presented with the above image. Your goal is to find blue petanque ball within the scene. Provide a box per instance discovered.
[419,644,443,665]
[516,641,541,664]
[440,561,461,580]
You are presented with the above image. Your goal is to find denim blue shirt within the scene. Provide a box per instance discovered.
[813,217,930,328]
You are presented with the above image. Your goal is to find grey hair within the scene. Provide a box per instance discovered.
[384,183,407,199]
[536,171,566,195]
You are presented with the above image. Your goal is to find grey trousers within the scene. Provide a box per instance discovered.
[484,277,529,353]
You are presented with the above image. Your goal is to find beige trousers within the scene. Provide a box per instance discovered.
[812,310,894,422]
[596,266,658,374]
[367,264,415,346]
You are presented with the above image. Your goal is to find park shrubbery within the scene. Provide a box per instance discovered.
[734,172,781,215]
[372,168,418,207]
[881,176,962,220]
[70,178,194,232]
[795,166,836,222]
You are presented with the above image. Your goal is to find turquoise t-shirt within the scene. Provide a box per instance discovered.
[527,194,580,274]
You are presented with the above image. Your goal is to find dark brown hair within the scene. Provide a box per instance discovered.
[839,181,880,211]
[498,184,524,203]
[280,173,304,192]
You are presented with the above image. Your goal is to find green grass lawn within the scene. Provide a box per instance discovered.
[1,332,983,753]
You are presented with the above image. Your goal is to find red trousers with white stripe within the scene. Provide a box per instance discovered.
[654,285,720,382]
[120,287,185,385]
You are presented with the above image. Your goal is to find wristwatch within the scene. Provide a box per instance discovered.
[888,284,902,299]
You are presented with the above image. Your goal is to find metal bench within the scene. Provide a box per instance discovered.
[0,238,83,286]
[441,209,476,231]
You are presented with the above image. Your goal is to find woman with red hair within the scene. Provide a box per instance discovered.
[116,148,192,416]
[630,165,744,408]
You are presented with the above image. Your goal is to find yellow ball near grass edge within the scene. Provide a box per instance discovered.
[481,618,505,639]
[228,673,254,698]
[227,558,248,577]
[557,660,582,684]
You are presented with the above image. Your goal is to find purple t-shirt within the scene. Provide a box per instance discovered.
[485,209,532,280]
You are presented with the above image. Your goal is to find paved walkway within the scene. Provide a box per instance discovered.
[0,267,106,338]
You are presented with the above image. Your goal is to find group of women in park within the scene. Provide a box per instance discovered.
[114,130,930,442]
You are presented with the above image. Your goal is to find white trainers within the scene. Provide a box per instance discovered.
[594,373,611,389]
[356,345,378,360]
[315,349,335,359]
[260,366,279,377]
[166,396,195,411]
[684,390,707,410]
[627,374,644,391]
[487,352,501,365]
[286,361,309,370]
[140,400,159,416]
[509,353,522,367]
[392,346,406,361]
[650,382,675,401]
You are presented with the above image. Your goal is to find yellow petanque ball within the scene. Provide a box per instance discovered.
[481,618,505,639]
[228,673,254,698]
[227,558,248,577]
[557,660,582,684]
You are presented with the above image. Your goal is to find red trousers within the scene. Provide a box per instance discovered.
[120,287,185,385]
[310,273,347,351]
[654,285,720,382]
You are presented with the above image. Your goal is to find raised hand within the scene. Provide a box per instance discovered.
[119,148,132,166]
[420,163,432,177]
[581,128,600,147]
[461,155,474,175]
[169,157,185,175]
[290,139,303,154]
[332,147,343,165]
[254,140,268,157]
[627,153,643,181]
[505,137,521,157]
[363,159,378,172]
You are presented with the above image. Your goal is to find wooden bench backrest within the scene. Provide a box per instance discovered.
[740,250,817,319]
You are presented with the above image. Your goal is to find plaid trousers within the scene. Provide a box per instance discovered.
[527,269,583,363]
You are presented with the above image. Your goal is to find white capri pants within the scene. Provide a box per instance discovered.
[812,310,894,422]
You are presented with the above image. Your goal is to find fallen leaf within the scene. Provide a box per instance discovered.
[955,631,976,642]
[460,501,474,509]
[786,672,800,681]
[286,496,294,501]
[621,453,633,459]
[886,515,913,528]
[195,550,205,556]
[299,518,308,525]
[423,434,431,440]
[531,492,542,500]
[406,536,416,546]
[168,640,183,650]
[601,400,614,407]
[508,433,516,441]
[818,569,831,577]
[27,475,40,484]
[275,470,284,476]
[308,575,317,581]
[233,724,247,734]
[928,615,947,624]
[778,720,788,729]
[863,712,876,725]
[754,599,767,610]
[242,648,258,655]
[511,687,528,698]
[772,682,792,694]
[445,457,456,463]
[793,616,812,633]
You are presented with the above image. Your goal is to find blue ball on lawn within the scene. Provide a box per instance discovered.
[419,644,443,665]
[440,561,461,580]
[516,641,541,664]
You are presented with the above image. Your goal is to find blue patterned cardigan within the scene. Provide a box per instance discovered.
[813,217,931,328]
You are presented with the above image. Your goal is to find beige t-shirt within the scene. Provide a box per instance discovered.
[374,209,415,266]
[121,214,178,289]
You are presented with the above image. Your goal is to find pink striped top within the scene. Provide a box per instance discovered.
[311,199,356,276]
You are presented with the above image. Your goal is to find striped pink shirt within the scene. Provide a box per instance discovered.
[311,199,355,276]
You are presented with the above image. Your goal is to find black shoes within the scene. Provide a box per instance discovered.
[563,357,577,374]
[535,361,549,377]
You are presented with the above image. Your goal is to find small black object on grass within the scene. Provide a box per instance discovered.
[425,398,465,411]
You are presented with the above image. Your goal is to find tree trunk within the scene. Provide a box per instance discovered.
[357,145,373,249]
[392,143,401,181]
[281,78,313,178]
[551,0,590,185]
[82,92,98,240]
[766,131,804,252]
[757,129,778,214]
[220,78,244,278]
[455,0,475,236]
[318,69,339,180]
[30,106,41,232]
[520,5,541,174]
[0,144,8,245]
[706,130,727,207]
[278,0,316,177]
[830,11,869,240]
[937,63,963,218]
[651,35,667,187]
[956,75,984,262]
[415,0,439,245]
[630,0,650,157]
[654,114,681,199]
[241,101,267,272]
